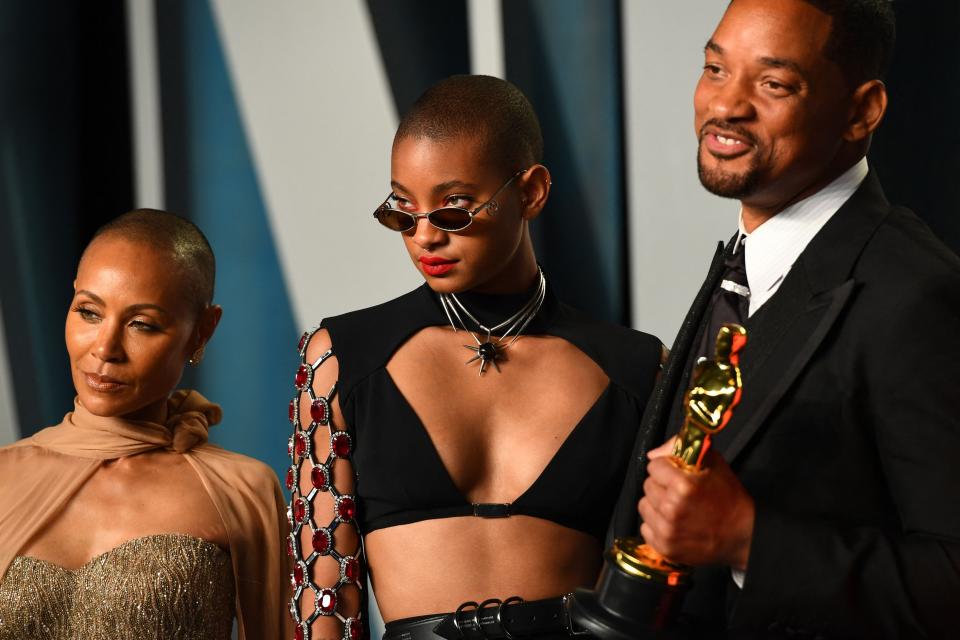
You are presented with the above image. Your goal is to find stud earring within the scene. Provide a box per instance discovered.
[188,344,206,366]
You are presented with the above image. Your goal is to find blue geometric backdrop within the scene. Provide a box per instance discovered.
[1,0,958,479]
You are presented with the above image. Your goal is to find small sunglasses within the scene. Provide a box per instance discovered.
[373,168,528,233]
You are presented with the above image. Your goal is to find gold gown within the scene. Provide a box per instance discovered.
[0,534,234,640]
[0,391,290,639]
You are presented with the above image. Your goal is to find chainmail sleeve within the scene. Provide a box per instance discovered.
[287,326,365,640]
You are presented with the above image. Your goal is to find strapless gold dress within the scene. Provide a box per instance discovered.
[0,533,235,639]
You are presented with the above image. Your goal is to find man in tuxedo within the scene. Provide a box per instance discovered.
[612,0,960,637]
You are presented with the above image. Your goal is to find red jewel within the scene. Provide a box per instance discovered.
[311,465,328,490]
[298,332,308,352]
[342,556,360,583]
[294,625,304,640]
[286,466,296,491]
[317,588,337,615]
[312,528,331,554]
[293,498,306,523]
[310,398,328,424]
[286,537,295,558]
[346,619,363,640]
[331,432,351,458]
[336,495,356,521]
[292,563,304,587]
[294,432,308,458]
[288,399,296,424]
[293,432,307,458]
[294,364,310,390]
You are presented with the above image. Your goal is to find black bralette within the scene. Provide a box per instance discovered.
[314,281,661,540]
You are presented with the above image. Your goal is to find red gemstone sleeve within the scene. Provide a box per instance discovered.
[288,327,364,640]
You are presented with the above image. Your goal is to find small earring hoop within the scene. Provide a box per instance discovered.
[188,344,206,366]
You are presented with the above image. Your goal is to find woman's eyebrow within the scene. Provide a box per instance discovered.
[75,290,170,316]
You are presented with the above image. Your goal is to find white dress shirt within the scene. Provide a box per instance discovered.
[729,157,868,589]
[737,157,869,317]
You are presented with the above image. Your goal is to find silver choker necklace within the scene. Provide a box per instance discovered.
[439,268,547,376]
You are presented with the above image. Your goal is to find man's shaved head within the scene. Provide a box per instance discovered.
[395,75,543,170]
[83,209,215,312]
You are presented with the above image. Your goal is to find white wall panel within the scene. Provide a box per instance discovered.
[623,2,735,344]
[468,0,505,78]
[210,0,420,331]
[127,0,165,209]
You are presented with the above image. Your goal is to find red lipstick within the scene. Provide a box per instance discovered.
[417,256,457,276]
[418,255,457,277]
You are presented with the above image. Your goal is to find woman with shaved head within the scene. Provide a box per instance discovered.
[0,209,289,639]
[287,76,663,640]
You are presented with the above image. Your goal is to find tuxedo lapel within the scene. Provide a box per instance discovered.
[713,170,892,463]
[713,273,855,462]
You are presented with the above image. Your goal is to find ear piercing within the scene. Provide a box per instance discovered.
[188,345,206,366]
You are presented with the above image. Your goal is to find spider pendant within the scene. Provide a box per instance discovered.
[464,341,502,376]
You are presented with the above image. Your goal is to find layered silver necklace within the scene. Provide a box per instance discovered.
[439,268,546,376]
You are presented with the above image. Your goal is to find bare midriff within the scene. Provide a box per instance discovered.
[366,516,602,621]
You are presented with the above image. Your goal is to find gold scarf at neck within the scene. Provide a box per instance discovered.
[30,389,223,459]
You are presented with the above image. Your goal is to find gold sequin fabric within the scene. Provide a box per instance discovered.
[0,533,235,640]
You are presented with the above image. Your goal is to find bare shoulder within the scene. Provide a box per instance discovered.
[303,328,339,376]
[296,327,347,428]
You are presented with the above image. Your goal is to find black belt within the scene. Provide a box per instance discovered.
[382,595,589,640]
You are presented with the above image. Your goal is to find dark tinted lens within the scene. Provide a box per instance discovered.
[375,208,415,232]
[428,208,473,231]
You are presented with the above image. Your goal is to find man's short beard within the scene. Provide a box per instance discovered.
[697,151,763,199]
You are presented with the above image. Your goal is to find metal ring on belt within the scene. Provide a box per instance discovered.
[453,601,479,640]
[475,599,502,640]
[496,596,524,640]
[385,595,571,640]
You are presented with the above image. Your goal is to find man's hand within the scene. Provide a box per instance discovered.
[637,438,756,570]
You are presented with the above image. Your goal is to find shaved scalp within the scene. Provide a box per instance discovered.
[84,209,216,311]
[395,75,544,171]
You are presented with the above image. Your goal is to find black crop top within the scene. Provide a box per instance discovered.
[309,282,661,541]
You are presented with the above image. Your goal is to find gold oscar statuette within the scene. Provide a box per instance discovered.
[568,323,747,639]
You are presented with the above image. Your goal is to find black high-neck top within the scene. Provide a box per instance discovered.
[315,282,661,541]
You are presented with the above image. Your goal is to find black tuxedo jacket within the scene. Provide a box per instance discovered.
[611,170,960,639]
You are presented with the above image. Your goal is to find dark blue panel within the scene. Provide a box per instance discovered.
[365,0,472,118]
[156,0,297,479]
[0,0,133,436]
[502,0,629,324]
